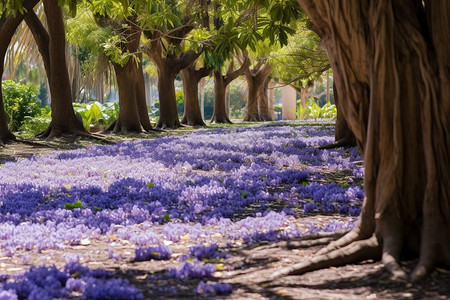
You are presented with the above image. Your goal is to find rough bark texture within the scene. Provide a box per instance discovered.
[106,19,152,134]
[279,0,450,281]
[0,0,41,143]
[243,61,272,122]
[257,75,273,121]
[180,65,212,126]
[319,83,356,149]
[38,0,86,138]
[211,58,250,123]
[144,30,200,129]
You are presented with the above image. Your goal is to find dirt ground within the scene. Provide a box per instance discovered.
[1,136,449,299]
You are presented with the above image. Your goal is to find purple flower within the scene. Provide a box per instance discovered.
[135,245,171,261]
[195,281,233,295]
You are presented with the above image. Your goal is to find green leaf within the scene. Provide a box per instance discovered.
[147,182,154,188]
[240,192,248,198]
[163,213,171,222]
[64,200,87,210]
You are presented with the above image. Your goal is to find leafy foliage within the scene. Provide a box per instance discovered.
[18,107,51,137]
[72,101,119,131]
[2,80,41,132]
[290,100,337,120]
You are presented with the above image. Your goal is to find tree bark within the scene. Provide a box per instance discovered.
[243,61,272,122]
[286,0,450,281]
[144,32,200,129]
[0,12,33,143]
[258,75,273,121]
[106,20,152,134]
[37,0,86,138]
[319,82,356,149]
[180,65,212,126]
[211,58,250,123]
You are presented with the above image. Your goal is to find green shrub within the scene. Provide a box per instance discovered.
[2,80,41,131]
[72,101,118,131]
[18,107,51,137]
[290,99,337,120]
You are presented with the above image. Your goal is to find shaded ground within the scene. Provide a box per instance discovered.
[1,132,449,299]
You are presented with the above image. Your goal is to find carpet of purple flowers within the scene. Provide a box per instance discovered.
[0,122,364,299]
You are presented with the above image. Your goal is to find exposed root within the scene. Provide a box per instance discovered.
[269,235,381,280]
[286,231,349,249]
[210,116,233,124]
[14,139,59,149]
[180,117,206,127]
[77,132,116,145]
[36,126,87,139]
[316,227,365,255]
[0,132,17,146]
[318,135,357,150]
[379,214,408,281]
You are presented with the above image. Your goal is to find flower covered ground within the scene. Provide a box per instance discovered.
[0,122,448,299]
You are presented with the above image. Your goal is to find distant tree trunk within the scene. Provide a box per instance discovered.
[319,83,356,149]
[155,62,181,129]
[0,3,41,143]
[180,64,212,126]
[144,32,200,129]
[211,58,250,123]
[258,75,273,121]
[243,61,272,122]
[134,54,153,131]
[106,20,152,134]
[211,70,231,123]
[199,77,206,119]
[275,0,450,282]
[37,0,86,138]
[111,60,143,133]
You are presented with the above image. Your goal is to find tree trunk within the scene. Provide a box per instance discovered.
[211,57,250,123]
[319,82,356,149]
[244,72,261,121]
[111,60,143,133]
[258,76,273,121]
[211,70,232,123]
[243,61,272,122]
[180,65,211,126]
[106,20,152,134]
[154,63,180,129]
[144,33,200,128]
[134,54,153,131]
[0,7,40,142]
[38,0,86,138]
[276,0,450,282]
[199,77,206,119]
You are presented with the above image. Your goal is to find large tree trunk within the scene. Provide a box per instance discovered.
[244,72,261,122]
[38,0,86,138]
[144,32,200,129]
[111,60,143,133]
[211,58,250,123]
[274,0,450,282]
[319,82,356,149]
[211,70,232,123]
[155,63,180,129]
[0,12,32,143]
[134,53,153,131]
[107,20,152,134]
[180,65,211,126]
[243,61,272,122]
[258,75,273,121]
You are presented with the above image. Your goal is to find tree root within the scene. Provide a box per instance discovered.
[269,235,381,280]
[286,231,349,249]
[318,135,357,150]
[316,227,366,255]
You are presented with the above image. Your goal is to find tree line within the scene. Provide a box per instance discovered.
[0,0,329,140]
